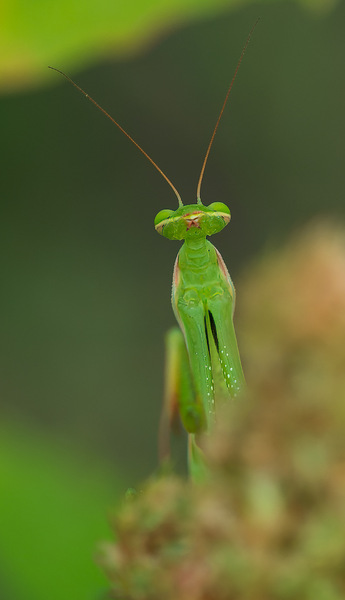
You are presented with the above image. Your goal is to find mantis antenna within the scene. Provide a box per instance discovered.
[196,18,260,203]
[48,66,183,207]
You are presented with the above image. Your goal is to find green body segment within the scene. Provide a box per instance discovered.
[173,238,244,429]
[155,201,245,438]
[160,328,206,440]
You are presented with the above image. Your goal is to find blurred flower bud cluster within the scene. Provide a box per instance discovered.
[99,223,345,600]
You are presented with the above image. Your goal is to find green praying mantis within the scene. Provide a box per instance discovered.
[49,21,257,477]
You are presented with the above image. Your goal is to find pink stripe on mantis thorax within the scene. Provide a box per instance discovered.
[215,247,235,300]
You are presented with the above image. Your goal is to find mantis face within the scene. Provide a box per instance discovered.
[154,202,230,241]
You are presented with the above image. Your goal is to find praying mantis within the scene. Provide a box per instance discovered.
[49,21,257,478]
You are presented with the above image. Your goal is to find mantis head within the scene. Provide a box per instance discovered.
[154,202,230,240]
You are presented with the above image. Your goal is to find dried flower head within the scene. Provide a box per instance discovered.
[99,223,345,600]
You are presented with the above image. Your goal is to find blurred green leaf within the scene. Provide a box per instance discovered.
[0,422,124,600]
[0,0,339,92]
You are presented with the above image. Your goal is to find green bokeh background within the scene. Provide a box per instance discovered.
[1,0,344,598]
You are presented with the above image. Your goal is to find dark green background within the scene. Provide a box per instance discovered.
[0,1,344,597]
[2,2,344,478]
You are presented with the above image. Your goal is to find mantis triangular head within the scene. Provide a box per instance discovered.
[154,202,231,241]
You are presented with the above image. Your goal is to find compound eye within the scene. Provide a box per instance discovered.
[154,209,174,227]
[208,202,230,216]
